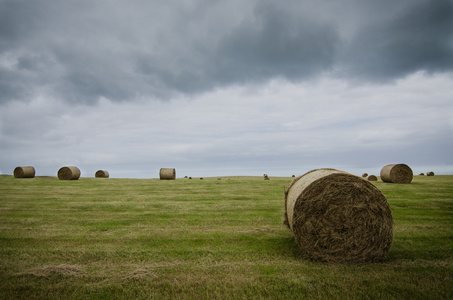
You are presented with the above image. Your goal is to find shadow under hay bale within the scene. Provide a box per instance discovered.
[159,168,176,180]
[58,166,81,180]
[95,170,109,178]
[367,175,378,181]
[380,164,413,184]
[427,171,435,176]
[14,166,35,178]
[284,168,393,263]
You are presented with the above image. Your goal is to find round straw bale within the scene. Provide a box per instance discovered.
[367,175,378,181]
[58,166,81,180]
[362,173,368,177]
[14,166,35,178]
[380,164,413,184]
[419,173,425,176]
[427,171,434,176]
[284,168,393,263]
[159,168,176,180]
[95,170,109,178]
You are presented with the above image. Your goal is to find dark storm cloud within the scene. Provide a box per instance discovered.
[214,1,339,82]
[0,0,452,104]
[341,0,453,80]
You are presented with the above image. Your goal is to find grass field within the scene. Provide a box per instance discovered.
[0,174,452,299]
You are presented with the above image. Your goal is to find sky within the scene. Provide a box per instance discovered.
[1,0,453,178]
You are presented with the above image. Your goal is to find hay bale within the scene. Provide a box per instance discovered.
[14,166,35,178]
[159,168,176,180]
[367,175,378,181]
[284,168,393,263]
[95,170,109,178]
[419,173,425,176]
[427,171,435,176]
[362,173,368,177]
[380,164,413,184]
[58,166,81,180]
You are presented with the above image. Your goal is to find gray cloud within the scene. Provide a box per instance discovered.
[0,0,452,105]
[340,0,453,81]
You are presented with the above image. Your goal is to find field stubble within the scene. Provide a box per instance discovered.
[0,175,452,299]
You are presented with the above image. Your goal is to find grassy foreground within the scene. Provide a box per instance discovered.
[0,174,452,299]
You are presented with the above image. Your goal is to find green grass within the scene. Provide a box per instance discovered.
[0,175,452,299]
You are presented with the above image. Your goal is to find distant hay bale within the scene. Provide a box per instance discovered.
[159,168,176,180]
[264,174,269,180]
[367,175,378,181]
[95,170,109,178]
[427,171,435,176]
[419,173,425,176]
[189,177,192,179]
[284,168,393,263]
[362,173,368,177]
[58,166,81,180]
[14,166,35,178]
[380,164,413,184]
[200,177,204,180]
[292,175,296,177]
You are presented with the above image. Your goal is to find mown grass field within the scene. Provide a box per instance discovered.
[0,174,452,299]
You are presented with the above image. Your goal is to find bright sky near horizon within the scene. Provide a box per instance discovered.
[1,0,452,178]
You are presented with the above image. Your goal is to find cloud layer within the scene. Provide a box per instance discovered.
[1,0,452,104]
[1,0,452,177]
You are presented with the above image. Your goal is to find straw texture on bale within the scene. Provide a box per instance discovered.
[58,166,81,180]
[380,164,413,184]
[159,168,176,180]
[367,175,378,181]
[284,168,393,263]
[427,171,435,176]
[14,166,35,178]
[95,170,109,178]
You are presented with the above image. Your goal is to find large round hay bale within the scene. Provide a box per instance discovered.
[58,166,81,180]
[95,170,109,178]
[427,171,434,176]
[284,168,393,263]
[380,164,413,184]
[14,166,35,178]
[159,168,176,180]
[362,173,368,177]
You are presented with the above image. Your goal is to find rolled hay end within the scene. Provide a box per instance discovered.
[14,166,35,178]
[58,166,81,180]
[159,168,176,180]
[427,171,435,176]
[367,175,378,181]
[95,170,109,178]
[380,164,413,184]
[284,168,393,263]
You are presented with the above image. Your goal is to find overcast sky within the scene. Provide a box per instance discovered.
[1,0,452,178]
